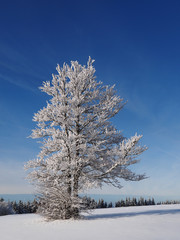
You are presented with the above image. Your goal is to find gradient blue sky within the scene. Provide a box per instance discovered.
[0,0,180,199]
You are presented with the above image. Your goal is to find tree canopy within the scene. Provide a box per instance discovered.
[25,57,147,219]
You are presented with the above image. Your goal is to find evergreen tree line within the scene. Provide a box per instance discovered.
[1,196,180,216]
[84,197,156,209]
[157,200,180,205]
[0,198,38,214]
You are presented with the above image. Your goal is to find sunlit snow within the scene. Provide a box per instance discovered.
[0,204,180,240]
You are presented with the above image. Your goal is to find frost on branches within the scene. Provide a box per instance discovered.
[25,57,147,220]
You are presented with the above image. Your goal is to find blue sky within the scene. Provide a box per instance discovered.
[0,0,180,200]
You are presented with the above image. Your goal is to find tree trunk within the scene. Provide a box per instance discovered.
[72,174,79,218]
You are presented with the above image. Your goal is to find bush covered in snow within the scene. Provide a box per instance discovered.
[0,201,14,216]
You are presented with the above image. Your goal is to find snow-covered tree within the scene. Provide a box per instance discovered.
[25,57,147,219]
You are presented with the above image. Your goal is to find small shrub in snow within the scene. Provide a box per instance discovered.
[0,202,14,216]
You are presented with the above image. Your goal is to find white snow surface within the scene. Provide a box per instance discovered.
[0,204,180,240]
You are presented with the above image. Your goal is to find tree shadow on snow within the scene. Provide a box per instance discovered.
[84,208,180,220]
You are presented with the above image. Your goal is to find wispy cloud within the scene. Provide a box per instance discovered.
[0,73,38,93]
[0,42,27,62]
[0,42,47,84]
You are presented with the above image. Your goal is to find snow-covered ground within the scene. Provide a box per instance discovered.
[0,204,180,240]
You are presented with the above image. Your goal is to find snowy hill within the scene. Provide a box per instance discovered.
[0,204,180,240]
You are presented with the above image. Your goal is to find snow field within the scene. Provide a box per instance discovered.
[0,204,180,240]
